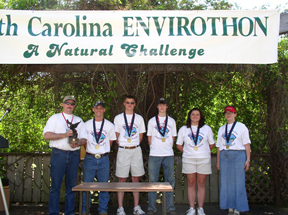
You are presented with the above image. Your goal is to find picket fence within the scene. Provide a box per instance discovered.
[0,153,273,205]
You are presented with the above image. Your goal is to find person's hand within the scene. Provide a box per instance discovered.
[79,138,87,146]
[244,160,250,172]
[65,129,73,137]
[69,142,79,148]
[216,162,220,171]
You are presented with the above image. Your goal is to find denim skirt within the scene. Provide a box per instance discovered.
[219,150,249,212]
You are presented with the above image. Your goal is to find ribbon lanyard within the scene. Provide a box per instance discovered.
[123,112,135,137]
[225,121,237,145]
[155,115,168,137]
[62,112,73,128]
[93,118,105,143]
[190,126,200,146]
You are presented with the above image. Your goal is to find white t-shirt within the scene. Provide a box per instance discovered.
[114,113,146,147]
[216,121,251,151]
[147,115,177,156]
[43,112,87,151]
[176,124,215,158]
[85,118,116,154]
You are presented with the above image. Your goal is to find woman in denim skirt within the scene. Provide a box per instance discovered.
[216,106,251,215]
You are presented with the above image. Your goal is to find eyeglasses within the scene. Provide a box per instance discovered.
[224,112,234,115]
[64,102,75,106]
[125,102,135,105]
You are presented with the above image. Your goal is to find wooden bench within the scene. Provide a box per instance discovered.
[72,182,173,215]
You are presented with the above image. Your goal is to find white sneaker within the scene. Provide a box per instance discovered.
[133,205,145,215]
[197,207,206,215]
[117,207,126,215]
[186,207,196,215]
[228,208,234,215]
[234,209,240,215]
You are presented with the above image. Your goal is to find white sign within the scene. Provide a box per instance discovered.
[0,10,280,64]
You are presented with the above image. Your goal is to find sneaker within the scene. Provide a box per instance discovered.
[117,207,126,215]
[168,210,177,215]
[133,205,145,215]
[197,207,206,215]
[186,207,196,215]
[234,209,240,215]
[228,208,234,215]
[147,210,155,215]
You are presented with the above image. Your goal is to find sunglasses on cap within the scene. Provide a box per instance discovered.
[64,102,75,106]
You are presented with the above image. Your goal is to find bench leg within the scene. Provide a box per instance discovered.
[86,191,89,215]
[79,191,82,215]
[162,192,167,215]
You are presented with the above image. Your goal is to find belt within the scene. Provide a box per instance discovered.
[119,145,140,149]
[86,152,109,159]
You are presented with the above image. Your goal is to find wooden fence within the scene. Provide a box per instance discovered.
[0,153,273,205]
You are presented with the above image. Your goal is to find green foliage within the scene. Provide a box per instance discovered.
[1,0,233,10]
[5,0,39,9]
[0,0,287,156]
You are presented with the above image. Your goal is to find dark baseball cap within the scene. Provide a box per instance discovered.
[93,101,105,108]
[157,97,168,104]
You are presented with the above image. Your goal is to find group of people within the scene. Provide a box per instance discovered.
[43,95,251,215]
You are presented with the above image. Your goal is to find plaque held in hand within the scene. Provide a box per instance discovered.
[67,120,80,146]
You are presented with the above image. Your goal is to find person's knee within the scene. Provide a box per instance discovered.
[187,179,196,187]
[132,176,139,182]
[197,181,206,188]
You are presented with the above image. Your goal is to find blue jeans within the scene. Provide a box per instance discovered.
[49,148,79,215]
[148,156,175,213]
[82,154,110,214]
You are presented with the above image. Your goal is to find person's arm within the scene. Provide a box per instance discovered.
[148,136,152,146]
[177,144,183,153]
[116,132,120,145]
[110,140,113,147]
[139,133,144,143]
[216,147,220,171]
[244,144,251,172]
[172,136,175,144]
[44,130,73,140]
[209,143,215,151]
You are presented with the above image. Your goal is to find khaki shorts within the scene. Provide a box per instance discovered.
[116,146,145,178]
[182,157,212,175]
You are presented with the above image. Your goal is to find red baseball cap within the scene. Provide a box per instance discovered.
[224,106,237,113]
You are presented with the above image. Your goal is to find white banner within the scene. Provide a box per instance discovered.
[0,10,280,64]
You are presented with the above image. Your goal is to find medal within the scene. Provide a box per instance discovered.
[124,112,135,141]
[225,121,237,149]
[93,118,105,145]
[155,115,168,141]
[191,126,200,149]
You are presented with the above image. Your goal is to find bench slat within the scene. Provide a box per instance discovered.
[72,182,173,192]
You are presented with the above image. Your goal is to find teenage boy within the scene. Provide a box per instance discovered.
[43,95,87,215]
[147,97,177,215]
[82,101,116,215]
[114,95,146,215]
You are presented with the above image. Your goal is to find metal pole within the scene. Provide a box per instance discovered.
[0,179,9,215]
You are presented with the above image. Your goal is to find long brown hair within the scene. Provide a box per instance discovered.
[186,108,205,128]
